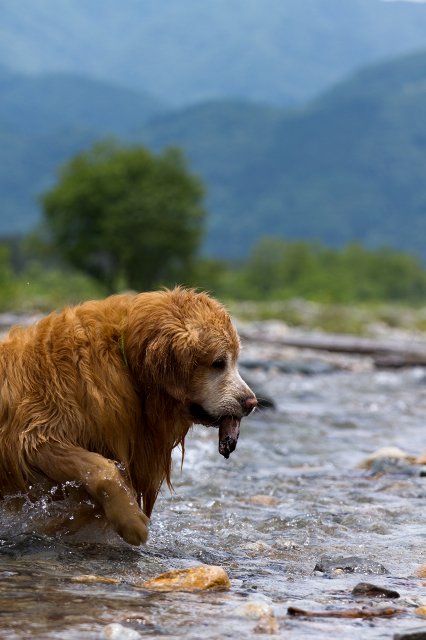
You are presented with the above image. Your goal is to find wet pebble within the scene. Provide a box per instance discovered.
[253,614,280,635]
[415,565,426,578]
[358,447,415,470]
[234,601,274,619]
[243,541,273,555]
[249,495,280,507]
[394,628,426,640]
[137,565,231,592]
[352,582,400,598]
[272,537,300,551]
[234,599,279,634]
[314,555,389,576]
[71,574,121,585]
[367,458,422,477]
[103,623,142,639]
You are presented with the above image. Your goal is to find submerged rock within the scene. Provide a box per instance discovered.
[235,601,279,634]
[104,623,142,639]
[416,565,426,578]
[253,614,280,634]
[352,582,400,598]
[394,628,426,640]
[249,495,280,507]
[234,601,274,619]
[314,555,389,576]
[415,452,426,465]
[71,574,121,585]
[243,540,273,555]
[358,447,415,469]
[138,565,231,592]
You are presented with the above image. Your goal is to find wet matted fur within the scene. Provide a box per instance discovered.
[0,288,256,544]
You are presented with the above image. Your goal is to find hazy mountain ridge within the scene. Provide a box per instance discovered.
[2,51,426,258]
[0,67,164,136]
[2,0,426,105]
[143,49,426,257]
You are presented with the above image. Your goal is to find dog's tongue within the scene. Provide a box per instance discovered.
[218,416,240,459]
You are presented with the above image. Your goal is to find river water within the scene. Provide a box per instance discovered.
[2,340,426,638]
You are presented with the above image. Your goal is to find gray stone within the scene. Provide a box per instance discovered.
[352,582,400,598]
[314,555,389,576]
[394,628,426,640]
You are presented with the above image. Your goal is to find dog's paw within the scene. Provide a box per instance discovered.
[105,500,149,545]
[116,511,149,546]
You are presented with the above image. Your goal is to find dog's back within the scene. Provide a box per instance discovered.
[0,294,138,494]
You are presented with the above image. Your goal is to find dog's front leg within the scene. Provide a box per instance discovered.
[30,444,149,545]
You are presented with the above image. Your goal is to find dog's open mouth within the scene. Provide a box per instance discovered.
[189,404,241,459]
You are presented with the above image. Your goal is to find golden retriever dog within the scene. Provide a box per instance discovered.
[0,287,257,545]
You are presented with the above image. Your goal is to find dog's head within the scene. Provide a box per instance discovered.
[126,288,257,456]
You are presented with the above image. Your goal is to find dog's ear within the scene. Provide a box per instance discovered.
[143,327,200,402]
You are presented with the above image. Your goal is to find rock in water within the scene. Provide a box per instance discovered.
[415,565,426,578]
[358,447,415,469]
[139,565,231,592]
[394,628,426,640]
[234,602,274,619]
[352,582,400,598]
[71,574,121,585]
[104,623,142,639]
[219,416,240,458]
[314,555,388,575]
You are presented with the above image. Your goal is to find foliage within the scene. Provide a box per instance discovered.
[193,237,426,305]
[1,235,426,339]
[40,141,205,292]
[0,243,104,312]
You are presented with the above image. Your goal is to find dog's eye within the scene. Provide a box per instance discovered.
[211,357,226,370]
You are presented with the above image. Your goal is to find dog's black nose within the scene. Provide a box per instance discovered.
[242,395,258,415]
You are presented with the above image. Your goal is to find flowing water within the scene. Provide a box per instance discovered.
[2,357,426,638]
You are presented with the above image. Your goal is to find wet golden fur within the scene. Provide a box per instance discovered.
[0,287,252,544]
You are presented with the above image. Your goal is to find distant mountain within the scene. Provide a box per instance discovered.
[3,51,426,260]
[139,49,426,258]
[0,68,164,136]
[2,0,426,105]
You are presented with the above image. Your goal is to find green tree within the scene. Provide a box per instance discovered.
[40,141,206,292]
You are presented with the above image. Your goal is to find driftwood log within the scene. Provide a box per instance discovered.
[239,329,426,369]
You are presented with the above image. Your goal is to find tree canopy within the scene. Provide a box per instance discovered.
[40,141,206,291]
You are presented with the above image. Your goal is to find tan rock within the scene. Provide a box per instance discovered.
[415,564,426,578]
[71,574,121,585]
[249,495,280,507]
[358,447,415,469]
[234,601,274,619]
[415,606,426,617]
[242,541,273,555]
[414,451,426,465]
[103,623,141,639]
[254,614,280,634]
[138,565,231,592]
[272,537,299,551]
